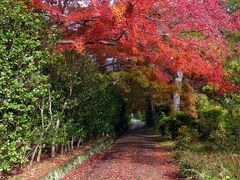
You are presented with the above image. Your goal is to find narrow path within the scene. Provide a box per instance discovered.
[63,121,180,180]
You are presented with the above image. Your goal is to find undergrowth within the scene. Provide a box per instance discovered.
[175,143,240,180]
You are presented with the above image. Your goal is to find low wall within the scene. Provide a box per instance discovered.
[40,138,114,180]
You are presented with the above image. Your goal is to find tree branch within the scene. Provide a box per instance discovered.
[57,31,125,46]
[98,40,117,45]
[57,40,75,44]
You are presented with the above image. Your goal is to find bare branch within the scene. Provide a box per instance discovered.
[98,31,125,45]
[98,40,117,46]
[57,40,75,44]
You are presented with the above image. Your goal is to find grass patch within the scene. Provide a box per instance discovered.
[175,142,240,179]
[161,141,175,150]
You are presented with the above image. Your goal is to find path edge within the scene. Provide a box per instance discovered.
[39,138,115,180]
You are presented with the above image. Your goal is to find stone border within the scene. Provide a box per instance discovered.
[39,138,114,180]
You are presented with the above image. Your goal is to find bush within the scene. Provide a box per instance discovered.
[0,0,53,172]
[158,114,179,139]
[197,104,228,140]
[210,129,240,152]
[158,112,196,139]
[176,126,199,150]
[194,93,229,140]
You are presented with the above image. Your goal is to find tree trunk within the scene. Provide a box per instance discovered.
[146,97,155,126]
[51,94,68,157]
[71,137,74,150]
[68,141,71,151]
[64,145,67,153]
[61,144,64,154]
[30,145,38,165]
[51,144,56,158]
[173,70,183,112]
[48,89,57,159]
[150,99,156,128]
[51,117,60,158]
[36,144,42,163]
[77,138,82,147]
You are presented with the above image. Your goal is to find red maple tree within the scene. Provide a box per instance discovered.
[33,0,239,92]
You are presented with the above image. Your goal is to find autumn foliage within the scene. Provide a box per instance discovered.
[33,0,239,92]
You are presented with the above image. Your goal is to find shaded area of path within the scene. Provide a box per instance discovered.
[63,120,180,180]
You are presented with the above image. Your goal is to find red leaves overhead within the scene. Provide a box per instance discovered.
[33,0,239,91]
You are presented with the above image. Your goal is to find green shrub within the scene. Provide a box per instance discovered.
[176,126,199,150]
[195,93,228,140]
[210,129,240,152]
[158,114,179,139]
[158,112,196,139]
[0,0,53,172]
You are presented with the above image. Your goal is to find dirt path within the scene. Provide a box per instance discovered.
[63,125,180,180]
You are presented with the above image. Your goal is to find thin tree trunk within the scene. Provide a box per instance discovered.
[37,100,44,163]
[48,89,56,159]
[51,119,60,158]
[30,145,38,165]
[35,97,52,162]
[36,144,42,163]
[68,141,71,151]
[150,99,156,127]
[71,137,74,150]
[51,145,56,158]
[65,144,68,153]
[51,99,68,157]
[77,138,82,147]
[61,144,64,154]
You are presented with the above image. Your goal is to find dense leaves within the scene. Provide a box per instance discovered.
[0,0,52,172]
[33,0,239,92]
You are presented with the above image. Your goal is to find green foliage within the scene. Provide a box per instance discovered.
[158,114,179,138]
[176,126,199,150]
[227,0,240,12]
[174,92,240,179]
[196,94,228,140]
[210,129,239,152]
[30,52,130,161]
[196,93,240,151]
[159,91,240,153]
[0,0,53,172]
[177,150,240,179]
[158,112,196,139]
[225,57,240,85]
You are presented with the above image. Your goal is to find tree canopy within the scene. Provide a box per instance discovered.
[33,0,239,92]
